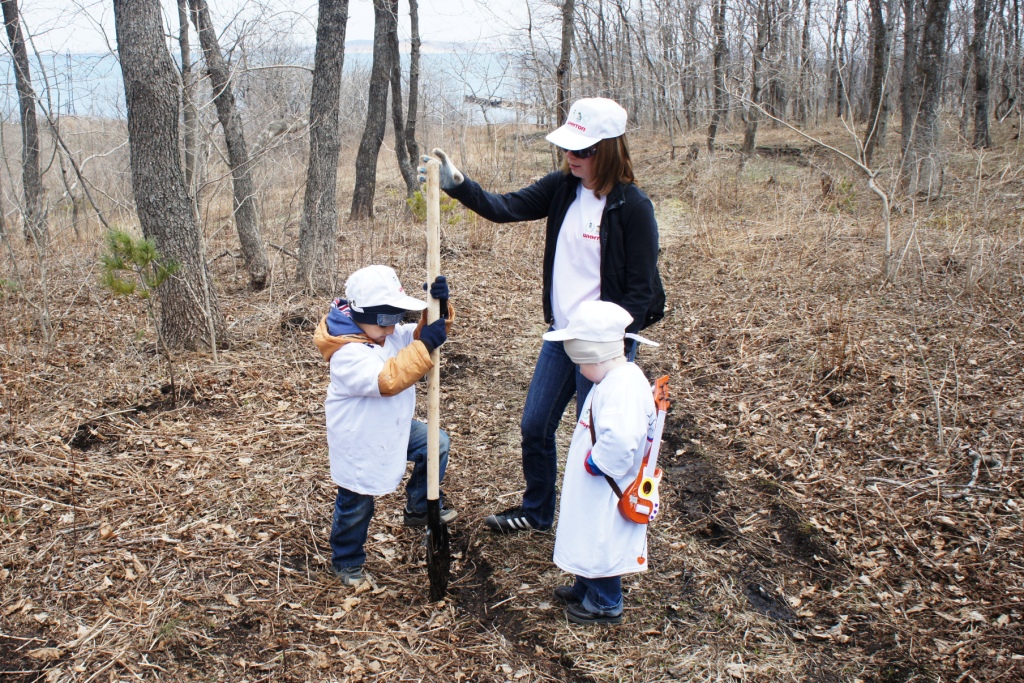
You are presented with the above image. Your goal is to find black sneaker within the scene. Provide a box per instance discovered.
[403,507,457,527]
[483,507,550,533]
[553,585,582,605]
[565,601,623,625]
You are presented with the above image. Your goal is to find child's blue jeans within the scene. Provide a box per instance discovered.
[565,575,624,615]
[330,420,450,570]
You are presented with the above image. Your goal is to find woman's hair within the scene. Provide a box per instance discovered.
[560,135,636,198]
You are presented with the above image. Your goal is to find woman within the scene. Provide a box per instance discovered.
[422,97,664,534]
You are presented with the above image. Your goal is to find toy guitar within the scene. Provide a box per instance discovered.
[618,375,669,524]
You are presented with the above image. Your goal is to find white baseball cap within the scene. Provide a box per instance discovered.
[543,301,658,345]
[545,98,628,151]
[345,265,426,313]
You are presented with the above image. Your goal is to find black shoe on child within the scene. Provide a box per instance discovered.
[553,585,582,605]
[565,601,623,625]
[483,507,551,534]
[403,507,458,527]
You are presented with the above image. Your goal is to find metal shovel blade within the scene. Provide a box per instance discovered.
[425,499,451,601]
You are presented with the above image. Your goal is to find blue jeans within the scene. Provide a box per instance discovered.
[330,420,450,570]
[564,575,623,615]
[518,338,639,529]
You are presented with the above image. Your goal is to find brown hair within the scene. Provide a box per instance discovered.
[560,135,636,198]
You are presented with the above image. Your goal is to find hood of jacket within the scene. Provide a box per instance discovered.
[314,299,373,361]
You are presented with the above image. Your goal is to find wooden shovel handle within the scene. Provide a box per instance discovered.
[425,160,441,501]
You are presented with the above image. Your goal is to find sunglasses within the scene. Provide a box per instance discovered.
[564,144,599,159]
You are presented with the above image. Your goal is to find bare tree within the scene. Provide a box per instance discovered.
[350,0,395,220]
[113,0,226,351]
[388,2,418,198]
[708,0,729,152]
[2,0,45,246]
[864,0,896,164]
[556,0,575,127]
[797,0,813,124]
[189,0,270,290]
[971,0,992,147]
[742,0,773,154]
[404,0,421,163]
[297,0,349,294]
[902,0,953,197]
[177,0,197,192]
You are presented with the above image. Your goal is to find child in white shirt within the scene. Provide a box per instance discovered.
[313,265,456,587]
[543,300,657,624]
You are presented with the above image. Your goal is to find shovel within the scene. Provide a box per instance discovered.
[424,159,451,601]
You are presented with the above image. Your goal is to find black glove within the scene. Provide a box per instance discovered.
[424,275,449,320]
[417,148,464,191]
[418,318,447,353]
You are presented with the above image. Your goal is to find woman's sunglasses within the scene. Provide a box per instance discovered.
[564,144,599,159]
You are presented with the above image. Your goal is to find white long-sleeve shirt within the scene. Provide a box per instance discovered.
[553,363,657,578]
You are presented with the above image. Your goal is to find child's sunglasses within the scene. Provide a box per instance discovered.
[564,143,599,159]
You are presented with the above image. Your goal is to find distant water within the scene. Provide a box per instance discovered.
[0,50,531,123]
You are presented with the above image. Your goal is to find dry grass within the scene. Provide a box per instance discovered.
[2,119,1023,682]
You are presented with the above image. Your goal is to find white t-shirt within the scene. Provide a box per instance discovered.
[553,363,657,578]
[551,184,605,330]
[324,323,419,495]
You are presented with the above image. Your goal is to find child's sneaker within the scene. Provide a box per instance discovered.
[565,601,623,625]
[403,507,458,527]
[553,585,582,605]
[332,566,368,587]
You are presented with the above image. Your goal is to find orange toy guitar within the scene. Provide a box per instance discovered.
[617,375,669,524]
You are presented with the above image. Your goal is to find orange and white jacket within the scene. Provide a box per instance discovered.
[313,304,453,495]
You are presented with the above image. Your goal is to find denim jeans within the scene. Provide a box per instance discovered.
[518,337,640,529]
[519,339,592,529]
[330,420,450,570]
[565,575,623,615]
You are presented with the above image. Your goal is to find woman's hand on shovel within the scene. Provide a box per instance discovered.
[418,149,464,191]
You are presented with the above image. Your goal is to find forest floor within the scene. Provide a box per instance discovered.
[2,123,1024,683]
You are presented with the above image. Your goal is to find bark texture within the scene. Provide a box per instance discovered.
[350,0,394,220]
[707,0,728,153]
[556,0,575,127]
[2,0,45,246]
[297,0,349,294]
[189,0,269,290]
[864,0,895,165]
[113,0,226,350]
[902,0,952,197]
[972,0,992,148]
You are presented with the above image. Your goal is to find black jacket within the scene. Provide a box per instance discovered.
[447,171,663,333]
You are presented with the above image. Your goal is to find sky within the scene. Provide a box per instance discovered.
[19,0,531,56]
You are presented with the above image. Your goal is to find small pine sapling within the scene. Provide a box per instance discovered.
[100,229,180,404]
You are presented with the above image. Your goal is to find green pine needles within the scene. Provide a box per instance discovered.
[100,229,180,404]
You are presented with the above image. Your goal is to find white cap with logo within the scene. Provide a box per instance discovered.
[345,265,426,313]
[545,98,628,151]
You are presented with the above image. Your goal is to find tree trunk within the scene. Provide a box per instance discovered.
[113,0,226,351]
[900,0,921,158]
[902,0,952,196]
[189,0,269,290]
[350,0,393,220]
[864,0,895,165]
[556,0,575,127]
[297,0,348,294]
[708,0,728,153]
[743,0,771,154]
[972,0,992,147]
[388,1,417,198]
[798,0,813,124]
[2,0,46,247]
[404,0,420,164]
[177,0,197,193]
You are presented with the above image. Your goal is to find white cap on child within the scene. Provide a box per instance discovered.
[543,301,657,364]
[345,265,427,313]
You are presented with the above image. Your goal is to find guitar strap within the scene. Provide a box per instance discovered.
[588,410,623,499]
